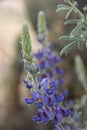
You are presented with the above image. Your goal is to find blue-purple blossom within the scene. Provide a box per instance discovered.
[34,47,63,83]
[53,125,61,130]
[24,77,71,128]
[54,67,64,75]
[41,78,56,95]
[45,93,56,107]
[23,79,33,89]
[64,125,71,130]
[33,107,52,124]
[56,92,64,102]
[25,91,39,104]
[25,98,34,104]
[63,108,71,117]
[52,106,64,124]
[36,96,43,108]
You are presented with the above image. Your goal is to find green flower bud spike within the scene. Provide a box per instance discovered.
[21,23,40,86]
[37,10,48,46]
[21,23,33,65]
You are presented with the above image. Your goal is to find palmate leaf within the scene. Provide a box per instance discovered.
[56,4,71,12]
[60,40,78,56]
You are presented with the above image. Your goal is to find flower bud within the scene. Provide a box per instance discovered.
[24,63,40,75]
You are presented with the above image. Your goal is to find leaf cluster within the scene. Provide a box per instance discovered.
[57,0,87,55]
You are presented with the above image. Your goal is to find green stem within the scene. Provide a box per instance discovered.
[66,0,87,26]
[67,0,84,18]
[59,124,65,130]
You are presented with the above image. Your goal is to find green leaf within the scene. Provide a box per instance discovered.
[60,40,78,56]
[56,4,70,12]
[77,41,84,50]
[81,95,87,106]
[65,8,73,19]
[64,19,82,25]
[75,55,87,92]
[59,35,77,41]
[70,23,83,37]
[57,4,70,9]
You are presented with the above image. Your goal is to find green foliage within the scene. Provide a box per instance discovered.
[74,55,87,129]
[57,0,87,55]
[75,55,87,93]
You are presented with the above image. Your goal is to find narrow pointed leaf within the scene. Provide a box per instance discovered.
[56,4,70,12]
[65,8,73,19]
[64,19,82,25]
[70,23,83,37]
[57,4,70,9]
[59,35,77,41]
[60,40,78,56]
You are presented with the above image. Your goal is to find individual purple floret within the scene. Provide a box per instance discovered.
[64,125,71,130]
[53,125,62,130]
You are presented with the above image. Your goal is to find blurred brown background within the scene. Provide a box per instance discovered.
[0,0,45,130]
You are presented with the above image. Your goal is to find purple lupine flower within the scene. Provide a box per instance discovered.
[41,107,52,123]
[64,125,71,130]
[22,22,71,130]
[53,125,61,130]
[63,108,71,117]
[33,107,51,124]
[31,91,39,101]
[39,60,46,69]
[34,51,43,59]
[34,47,62,77]
[25,91,39,105]
[25,98,34,104]
[56,78,65,85]
[54,67,64,75]
[41,78,56,95]
[23,41,71,129]
[36,96,43,108]
[52,106,64,124]
[24,75,71,129]
[56,92,64,102]
[23,79,33,89]
[33,109,42,123]
[45,93,56,107]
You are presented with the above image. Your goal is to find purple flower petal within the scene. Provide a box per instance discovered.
[63,108,71,117]
[33,116,41,122]
[64,125,71,130]
[56,93,64,102]
[53,125,62,130]
[24,98,34,104]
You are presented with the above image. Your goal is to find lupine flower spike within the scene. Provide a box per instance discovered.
[21,21,71,130]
